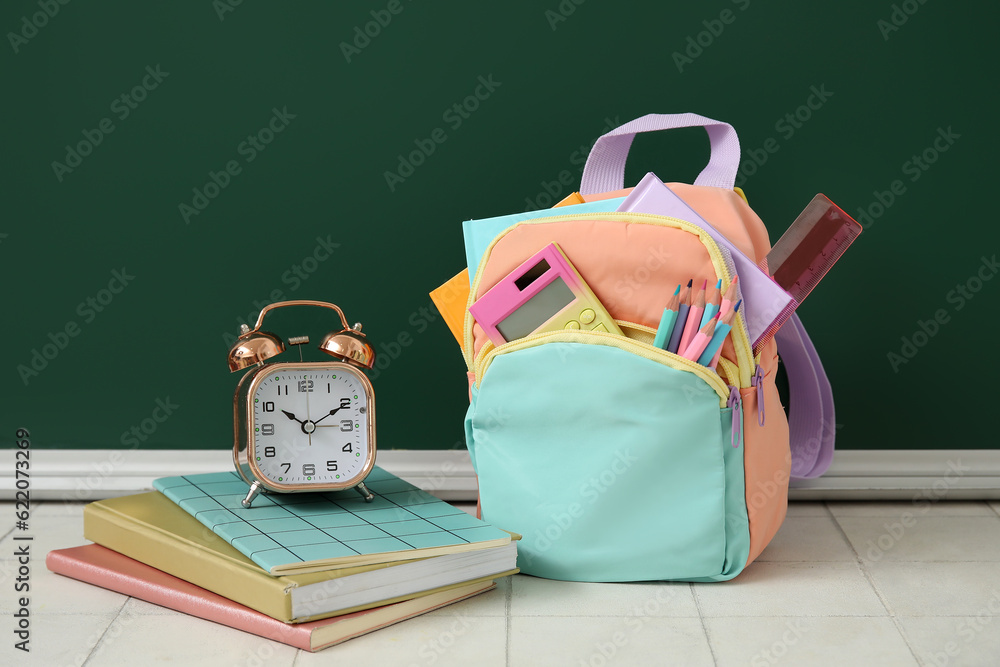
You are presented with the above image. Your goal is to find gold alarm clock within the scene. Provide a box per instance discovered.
[227,300,377,508]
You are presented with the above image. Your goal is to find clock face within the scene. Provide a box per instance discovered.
[247,364,374,488]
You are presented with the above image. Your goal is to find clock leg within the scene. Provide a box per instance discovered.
[355,482,374,503]
[242,481,263,508]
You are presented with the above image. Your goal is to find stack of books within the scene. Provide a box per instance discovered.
[47,467,518,652]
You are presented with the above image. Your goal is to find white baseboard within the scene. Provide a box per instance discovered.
[2,449,478,503]
[787,450,1000,500]
[3,449,999,502]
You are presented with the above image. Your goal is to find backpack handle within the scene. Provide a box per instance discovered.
[580,113,741,194]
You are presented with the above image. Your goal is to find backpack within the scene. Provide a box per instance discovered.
[460,113,835,582]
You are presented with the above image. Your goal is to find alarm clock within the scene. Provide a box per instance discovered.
[227,300,377,508]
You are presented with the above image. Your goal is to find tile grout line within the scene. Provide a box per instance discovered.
[690,582,719,666]
[80,599,129,667]
[824,501,924,666]
[505,579,512,667]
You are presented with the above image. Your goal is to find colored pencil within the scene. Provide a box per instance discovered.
[703,299,743,368]
[652,285,682,349]
[700,279,722,329]
[666,280,692,353]
[678,280,707,354]
[719,275,740,320]
[682,313,718,362]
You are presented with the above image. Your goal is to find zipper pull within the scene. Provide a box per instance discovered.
[751,364,765,427]
[727,385,742,448]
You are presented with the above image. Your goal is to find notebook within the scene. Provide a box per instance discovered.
[47,544,495,652]
[84,490,518,622]
[462,197,627,280]
[152,468,513,576]
[617,172,796,348]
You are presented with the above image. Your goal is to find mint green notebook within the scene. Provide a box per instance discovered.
[462,196,626,281]
[152,468,511,576]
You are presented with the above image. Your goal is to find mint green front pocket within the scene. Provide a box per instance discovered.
[467,336,748,582]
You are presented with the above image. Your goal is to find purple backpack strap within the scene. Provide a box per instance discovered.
[580,113,742,193]
[773,313,835,478]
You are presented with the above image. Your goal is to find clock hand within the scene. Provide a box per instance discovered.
[304,378,311,423]
[312,407,342,425]
[281,410,304,425]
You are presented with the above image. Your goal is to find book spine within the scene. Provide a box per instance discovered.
[83,505,295,623]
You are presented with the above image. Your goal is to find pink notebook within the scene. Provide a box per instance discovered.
[46,545,494,652]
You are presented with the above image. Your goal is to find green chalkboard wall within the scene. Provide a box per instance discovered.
[4,1,998,451]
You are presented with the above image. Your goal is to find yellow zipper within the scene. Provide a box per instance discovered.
[464,212,755,387]
[472,338,495,373]
[474,327,730,406]
[716,357,740,389]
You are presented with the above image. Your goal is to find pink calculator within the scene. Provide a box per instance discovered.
[469,243,623,346]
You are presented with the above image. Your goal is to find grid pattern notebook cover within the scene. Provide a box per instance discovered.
[152,468,511,576]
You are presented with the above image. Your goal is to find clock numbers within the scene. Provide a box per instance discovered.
[252,366,369,486]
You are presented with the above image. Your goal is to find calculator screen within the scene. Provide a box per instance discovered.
[496,277,574,342]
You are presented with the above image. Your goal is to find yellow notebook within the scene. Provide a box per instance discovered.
[83,492,517,623]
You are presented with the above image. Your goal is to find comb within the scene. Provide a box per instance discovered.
[753,194,863,354]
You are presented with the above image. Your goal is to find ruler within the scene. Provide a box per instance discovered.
[753,194,863,354]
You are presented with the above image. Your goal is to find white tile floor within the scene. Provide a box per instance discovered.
[2,500,1000,666]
